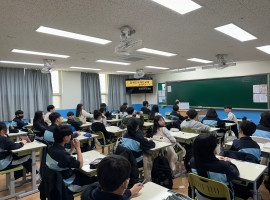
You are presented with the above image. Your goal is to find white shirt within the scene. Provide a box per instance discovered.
[79,110,93,122]
[225,112,238,125]
[102,113,107,127]
[44,112,52,126]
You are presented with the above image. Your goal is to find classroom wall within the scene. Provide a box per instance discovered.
[61,71,82,109]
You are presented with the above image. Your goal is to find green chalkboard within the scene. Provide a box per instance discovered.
[166,75,268,109]
[158,83,166,105]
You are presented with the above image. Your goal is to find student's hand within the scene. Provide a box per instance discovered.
[82,121,86,124]
[139,111,143,116]
[147,137,153,141]
[130,183,144,197]
[21,140,27,145]
[218,156,232,162]
[73,131,81,136]
[72,139,80,149]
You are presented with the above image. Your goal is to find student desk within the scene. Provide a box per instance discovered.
[80,122,92,128]
[149,140,172,151]
[72,150,106,176]
[170,131,198,142]
[143,122,153,127]
[106,119,122,126]
[178,109,206,117]
[77,133,98,143]
[225,141,270,158]
[164,119,176,124]
[225,122,236,128]
[8,130,28,141]
[230,159,267,200]
[11,141,46,198]
[106,126,126,136]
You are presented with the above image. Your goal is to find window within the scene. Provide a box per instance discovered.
[51,71,62,108]
[99,74,108,104]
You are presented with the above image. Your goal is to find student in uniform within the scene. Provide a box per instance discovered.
[253,111,270,139]
[76,104,93,122]
[170,105,187,122]
[46,125,96,193]
[175,99,180,106]
[122,107,144,129]
[33,111,47,138]
[140,101,150,115]
[67,111,85,131]
[190,134,239,199]
[81,155,143,200]
[99,107,108,127]
[92,110,114,144]
[149,105,161,120]
[44,112,63,143]
[44,105,55,126]
[224,105,239,137]
[0,122,35,180]
[12,110,29,129]
[202,108,225,136]
[122,118,155,168]
[181,109,211,132]
[100,103,112,120]
[119,105,128,118]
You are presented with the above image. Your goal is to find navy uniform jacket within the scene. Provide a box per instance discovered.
[170,111,187,122]
[67,119,82,131]
[253,124,270,139]
[141,107,150,115]
[230,137,261,161]
[0,136,24,170]
[12,117,28,129]
[201,117,225,128]
[33,122,47,137]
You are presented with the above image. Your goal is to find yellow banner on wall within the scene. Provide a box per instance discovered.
[126,80,153,87]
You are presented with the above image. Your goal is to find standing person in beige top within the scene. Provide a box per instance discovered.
[44,105,55,126]
[224,105,239,137]
[75,104,93,122]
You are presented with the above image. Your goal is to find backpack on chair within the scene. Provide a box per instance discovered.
[151,154,173,189]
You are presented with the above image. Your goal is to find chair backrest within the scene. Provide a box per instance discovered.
[75,117,80,122]
[181,128,198,134]
[92,131,105,143]
[143,114,149,120]
[251,136,270,143]
[188,173,231,200]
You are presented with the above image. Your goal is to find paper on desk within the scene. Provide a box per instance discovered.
[263,143,270,149]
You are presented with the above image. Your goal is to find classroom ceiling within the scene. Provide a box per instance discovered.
[0,0,270,74]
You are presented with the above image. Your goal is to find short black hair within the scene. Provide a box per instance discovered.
[100,107,106,113]
[15,110,23,115]
[123,102,128,106]
[53,125,73,143]
[0,122,7,131]
[187,109,198,119]
[47,105,55,112]
[224,105,232,109]
[260,111,270,128]
[67,112,74,117]
[94,110,102,119]
[97,155,131,192]
[126,107,134,115]
[120,105,127,112]
[143,101,149,106]
[100,103,106,108]
[49,112,61,124]
[173,105,179,111]
[206,108,218,118]
[240,120,256,136]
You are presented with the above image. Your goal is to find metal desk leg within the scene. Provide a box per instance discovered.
[253,181,258,200]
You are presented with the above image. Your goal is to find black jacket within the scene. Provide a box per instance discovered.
[81,182,131,200]
[170,111,187,122]
[67,119,82,131]
[201,116,225,128]
[12,117,28,129]
[222,150,260,164]
[0,136,24,161]
[92,121,112,139]
[141,107,150,115]
[33,122,47,137]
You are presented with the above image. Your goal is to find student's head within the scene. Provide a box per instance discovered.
[49,112,62,125]
[143,101,149,107]
[94,110,102,121]
[193,134,218,178]
[67,112,75,120]
[120,105,127,113]
[175,99,180,104]
[224,105,232,113]
[151,105,159,113]
[15,110,24,119]
[97,155,131,194]
[259,111,270,128]
[239,120,256,137]
[0,122,8,136]
[33,111,45,125]
[153,115,165,135]
[100,103,107,108]
[53,125,73,144]
[173,105,179,112]
[127,118,140,137]
[206,108,218,118]
[126,107,135,115]
[47,105,55,113]
[123,102,128,106]
[186,109,198,120]
[100,107,106,114]
[76,104,83,117]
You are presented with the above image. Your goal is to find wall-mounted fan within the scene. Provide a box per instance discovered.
[41,59,56,73]
[134,69,145,78]
[202,54,236,70]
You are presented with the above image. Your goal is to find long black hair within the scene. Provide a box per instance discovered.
[259,111,270,128]
[206,108,218,118]
[192,134,218,178]
[149,105,159,120]
[76,104,83,117]
[33,111,45,127]
[152,115,164,135]
[127,118,140,138]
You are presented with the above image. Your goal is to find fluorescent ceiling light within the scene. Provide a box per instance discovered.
[214,23,257,42]
[36,26,111,45]
[187,58,213,63]
[256,45,270,54]
[152,0,202,15]
[0,60,44,66]
[70,66,101,71]
[96,60,130,65]
[12,49,69,58]
[137,48,177,57]
[145,66,170,70]
[116,71,136,74]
